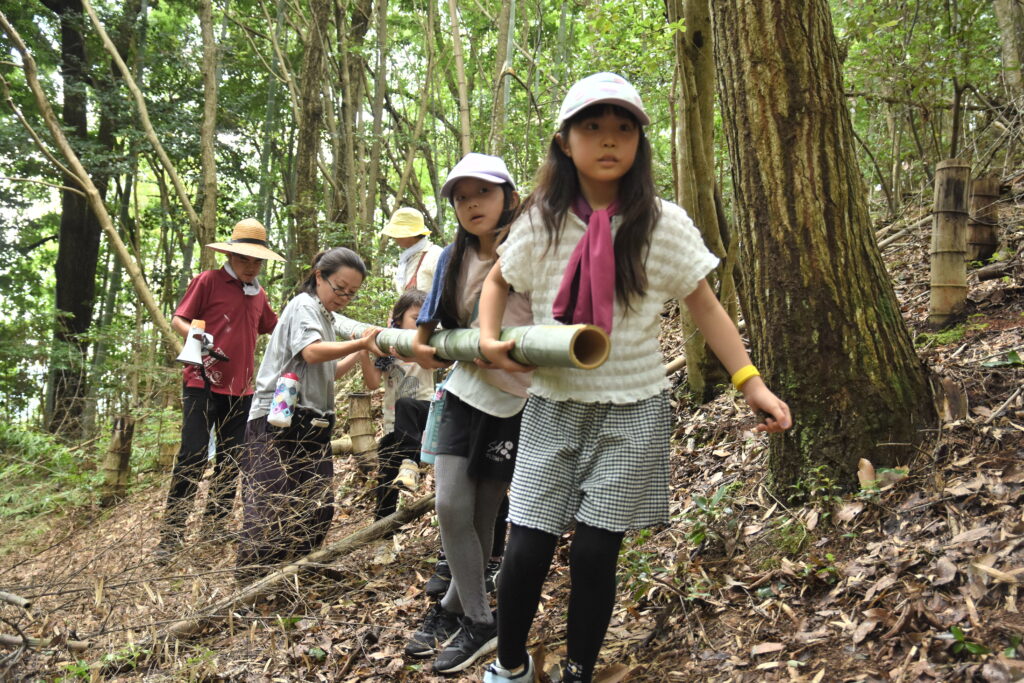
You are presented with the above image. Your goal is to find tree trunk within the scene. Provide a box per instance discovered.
[448,0,472,156]
[360,0,389,234]
[712,0,935,491]
[292,0,331,273]
[41,0,104,439]
[487,0,513,154]
[668,0,731,402]
[993,0,1024,99]
[197,0,219,271]
[100,414,134,506]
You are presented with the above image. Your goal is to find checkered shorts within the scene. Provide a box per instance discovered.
[508,392,672,535]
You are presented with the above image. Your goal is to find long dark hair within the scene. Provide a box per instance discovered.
[299,247,367,296]
[524,103,659,310]
[390,289,427,328]
[436,183,519,329]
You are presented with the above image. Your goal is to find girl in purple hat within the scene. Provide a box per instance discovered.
[401,153,533,674]
[477,73,793,682]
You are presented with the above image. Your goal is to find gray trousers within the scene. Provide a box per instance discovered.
[435,453,507,624]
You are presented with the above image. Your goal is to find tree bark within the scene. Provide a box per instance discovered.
[993,0,1024,99]
[197,0,219,271]
[712,0,935,490]
[669,0,732,402]
[448,0,472,156]
[487,0,513,154]
[292,0,331,273]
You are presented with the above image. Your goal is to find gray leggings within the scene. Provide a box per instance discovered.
[435,453,507,624]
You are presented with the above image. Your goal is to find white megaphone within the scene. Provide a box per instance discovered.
[176,319,207,366]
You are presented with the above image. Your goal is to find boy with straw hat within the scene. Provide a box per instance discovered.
[381,207,444,294]
[156,219,285,561]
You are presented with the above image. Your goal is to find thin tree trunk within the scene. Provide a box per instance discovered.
[993,0,1024,99]
[487,0,513,154]
[197,0,219,271]
[393,7,435,211]
[669,0,730,402]
[361,0,388,232]
[0,13,181,356]
[81,0,202,244]
[292,0,331,271]
[712,0,935,490]
[448,0,472,156]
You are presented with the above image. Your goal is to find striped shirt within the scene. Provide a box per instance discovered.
[498,199,719,404]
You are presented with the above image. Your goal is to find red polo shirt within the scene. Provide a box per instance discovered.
[174,267,277,396]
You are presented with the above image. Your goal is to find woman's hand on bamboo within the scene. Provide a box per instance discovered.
[360,326,384,356]
[742,377,792,433]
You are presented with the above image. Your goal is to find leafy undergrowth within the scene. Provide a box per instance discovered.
[1,201,1023,681]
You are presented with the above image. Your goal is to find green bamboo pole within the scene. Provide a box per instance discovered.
[334,316,610,370]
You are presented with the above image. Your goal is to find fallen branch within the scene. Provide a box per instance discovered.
[163,494,435,640]
[0,632,89,652]
[0,592,30,610]
[975,260,1015,281]
[664,355,687,375]
[879,216,931,249]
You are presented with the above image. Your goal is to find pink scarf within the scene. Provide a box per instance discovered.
[552,196,618,333]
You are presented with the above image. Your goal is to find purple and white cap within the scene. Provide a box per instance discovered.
[440,153,517,200]
[557,72,650,127]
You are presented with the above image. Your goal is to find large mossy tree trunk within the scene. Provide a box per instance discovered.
[712,0,935,491]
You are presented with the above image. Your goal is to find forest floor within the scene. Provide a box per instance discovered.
[2,195,1024,682]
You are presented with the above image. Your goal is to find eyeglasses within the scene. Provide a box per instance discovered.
[325,279,360,301]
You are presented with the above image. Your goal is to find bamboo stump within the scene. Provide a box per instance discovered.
[929,159,971,327]
[157,441,178,471]
[967,173,1001,261]
[347,393,376,477]
[100,415,135,507]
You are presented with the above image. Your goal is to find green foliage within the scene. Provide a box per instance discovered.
[788,465,843,517]
[0,423,101,519]
[768,515,809,557]
[680,481,741,548]
[948,625,991,656]
[618,528,663,602]
[982,350,1023,368]
[915,325,966,347]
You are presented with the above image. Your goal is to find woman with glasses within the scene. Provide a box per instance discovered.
[236,247,381,581]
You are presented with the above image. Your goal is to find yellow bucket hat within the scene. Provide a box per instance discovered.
[382,207,428,238]
[207,219,286,261]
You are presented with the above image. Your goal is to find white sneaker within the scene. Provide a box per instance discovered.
[394,458,419,491]
[483,654,534,682]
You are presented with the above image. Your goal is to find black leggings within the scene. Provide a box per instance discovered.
[496,522,624,682]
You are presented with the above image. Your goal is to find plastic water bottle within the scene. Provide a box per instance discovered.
[267,372,300,427]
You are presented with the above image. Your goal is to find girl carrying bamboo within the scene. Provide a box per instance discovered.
[402,153,532,674]
[477,73,792,683]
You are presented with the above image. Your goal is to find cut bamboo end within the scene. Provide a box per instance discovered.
[568,325,611,370]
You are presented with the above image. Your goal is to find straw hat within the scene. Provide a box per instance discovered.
[206,219,286,261]
[382,207,429,239]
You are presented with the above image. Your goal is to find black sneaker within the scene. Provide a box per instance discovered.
[433,614,498,674]
[425,558,452,598]
[485,558,501,593]
[563,659,586,682]
[405,602,461,659]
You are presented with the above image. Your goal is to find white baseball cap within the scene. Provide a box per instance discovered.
[557,72,650,127]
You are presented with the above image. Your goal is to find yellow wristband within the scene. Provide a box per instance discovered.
[731,364,760,391]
